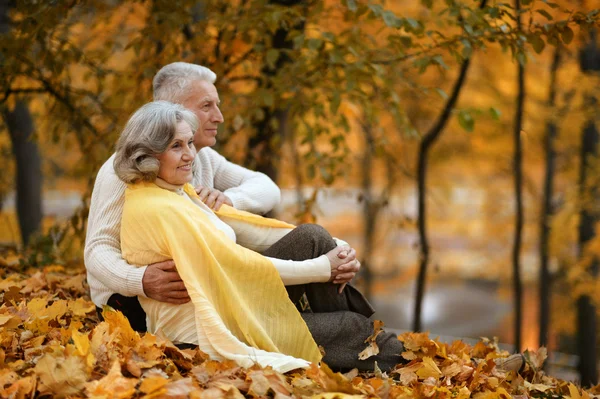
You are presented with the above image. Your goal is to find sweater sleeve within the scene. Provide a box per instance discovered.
[220,217,331,285]
[205,148,281,214]
[265,256,330,286]
[84,155,147,306]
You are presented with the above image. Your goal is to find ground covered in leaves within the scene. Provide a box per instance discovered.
[0,260,598,398]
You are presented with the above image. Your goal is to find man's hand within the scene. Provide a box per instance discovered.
[142,260,190,304]
[195,186,233,211]
[325,246,361,293]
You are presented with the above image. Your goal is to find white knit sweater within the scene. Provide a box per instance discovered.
[85,147,283,307]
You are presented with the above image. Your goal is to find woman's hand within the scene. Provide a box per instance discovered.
[325,246,361,293]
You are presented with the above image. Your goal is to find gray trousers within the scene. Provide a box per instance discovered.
[263,224,404,372]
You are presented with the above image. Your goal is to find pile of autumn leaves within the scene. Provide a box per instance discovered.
[0,261,597,399]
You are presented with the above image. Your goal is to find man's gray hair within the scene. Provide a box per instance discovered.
[153,62,217,102]
[114,101,199,184]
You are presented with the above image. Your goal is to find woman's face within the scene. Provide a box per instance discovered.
[156,121,196,186]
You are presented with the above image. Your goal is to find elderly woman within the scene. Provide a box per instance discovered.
[113,101,404,373]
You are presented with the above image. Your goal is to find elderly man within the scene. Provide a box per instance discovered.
[85,62,404,372]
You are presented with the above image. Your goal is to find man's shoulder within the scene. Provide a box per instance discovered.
[90,153,125,200]
[196,147,225,164]
[98,153,117,173]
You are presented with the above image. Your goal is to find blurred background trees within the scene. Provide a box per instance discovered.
[2,0,600,384]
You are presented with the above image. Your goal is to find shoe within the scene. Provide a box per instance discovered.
[494,353,525,373]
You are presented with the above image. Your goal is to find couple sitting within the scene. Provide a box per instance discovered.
[85,62,403,373]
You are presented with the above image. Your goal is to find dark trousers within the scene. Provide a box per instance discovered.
[96,294,147,332]
[100,224,404,371]
[262,224,404,372]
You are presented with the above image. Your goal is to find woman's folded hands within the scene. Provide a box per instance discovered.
[325,246,361,293]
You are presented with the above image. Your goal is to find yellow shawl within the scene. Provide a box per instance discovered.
[120,182,321,368]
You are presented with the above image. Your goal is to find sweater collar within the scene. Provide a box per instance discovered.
[155,177,185,196]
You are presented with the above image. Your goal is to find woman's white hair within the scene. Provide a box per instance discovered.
[114,101,199,184]
[153,62,217,103]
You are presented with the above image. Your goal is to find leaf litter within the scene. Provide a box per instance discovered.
[0,264,597,398]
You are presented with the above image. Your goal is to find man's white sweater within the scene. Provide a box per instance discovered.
[85,147,282,307]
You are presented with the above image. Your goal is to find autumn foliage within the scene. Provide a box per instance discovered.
[0,257,596,399]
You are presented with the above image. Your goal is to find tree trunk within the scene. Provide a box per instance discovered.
[577,28,600,388]
[412,0,486,331]
[0,0,43,247]
[511,0,525,352]
[360,120,376,301]
[539,47,560,350]
[577,120,599,387]
[2,102,43,247]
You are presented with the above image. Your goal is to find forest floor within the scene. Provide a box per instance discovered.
[0,254,597,398]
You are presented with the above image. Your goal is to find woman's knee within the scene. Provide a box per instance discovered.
[296,223,332,241]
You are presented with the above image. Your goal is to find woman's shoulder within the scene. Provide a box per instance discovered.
[123,182,183,213]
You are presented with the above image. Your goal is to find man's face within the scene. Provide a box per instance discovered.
[180,80,224,149]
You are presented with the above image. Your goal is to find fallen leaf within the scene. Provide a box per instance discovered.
[524,347,547,370]
[102,307,139,347]
[34,354,88,398]
[68,297,95,317]
[84,360,137,399]
[358,320,384,360]
[416,357,442,380]
[139,375,168,395]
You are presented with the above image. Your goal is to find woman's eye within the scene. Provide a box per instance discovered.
[172,143,180,148]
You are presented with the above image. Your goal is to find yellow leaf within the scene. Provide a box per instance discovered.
[442,362,462,378]
[400,371,418,385]
[0,315,20,329]
[43,264,65,273]
[44,300,68,321]
[102,308,139,347]
[72,330,90,356]
[569,383,582,399]
[139,375,168,395]
[85,360,137,399]
[19,272,46,294]
[27,297,48,316]
[68,297,95,317]
[416,357,442,380]
[524,380,553,392]
[34,354,88,398]
[1,375,35,398]
[358,320,384,361]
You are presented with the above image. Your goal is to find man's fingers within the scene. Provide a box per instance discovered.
[197,187,210,202]
[164,280,186,291]
[162,296,191,305]
[213,195,226,211]
[164,289,189,299]
[152,260,176,271]
[205,191,220,209]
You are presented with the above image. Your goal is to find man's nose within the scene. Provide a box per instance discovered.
[212,107,224,124]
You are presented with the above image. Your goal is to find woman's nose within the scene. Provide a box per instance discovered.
[183,146,195,159]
